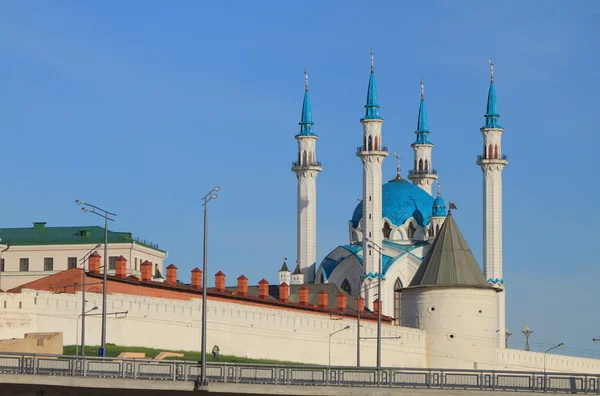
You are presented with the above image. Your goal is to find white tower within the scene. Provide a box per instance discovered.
[408,79,437,195]
[279,258,291,285]
[292,70,321,283]
[476,60,508,348]
[428,182,447,240]
[356,51,388,310]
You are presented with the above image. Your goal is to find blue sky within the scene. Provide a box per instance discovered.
[1,1,599,357]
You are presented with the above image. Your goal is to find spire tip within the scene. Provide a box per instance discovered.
[369,48,374,73]
[304,68,309,92]
[394,151,401,178]
[420,77,424,101]
[488,58,494,84]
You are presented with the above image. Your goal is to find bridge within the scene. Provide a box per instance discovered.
[0,352,598,395]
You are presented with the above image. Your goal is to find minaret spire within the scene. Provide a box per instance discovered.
[292,69,322,283]
[477,59,508,348]
[393,151,402,180]
[370,48,375,73]
[408,78,437,195]
[363,49,382,120]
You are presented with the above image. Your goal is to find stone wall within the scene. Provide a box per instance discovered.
[0,332,62,355]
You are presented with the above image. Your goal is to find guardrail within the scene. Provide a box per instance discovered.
[0,352,598,393]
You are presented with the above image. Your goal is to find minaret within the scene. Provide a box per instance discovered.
[428,181,447,240]
[291,70,321,283]
[408,78,437,195]
[476,59,508,348]
[356,50,388,309]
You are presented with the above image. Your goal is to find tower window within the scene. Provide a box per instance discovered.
[369,214,371,219]
[424,159,429,172]
[369,196,371,202]
[436,224,440,235]
[303,151,307,166]
[488,145,493,160]
[407,223,416,239]
[419,159,423,172]
[382,222,391,239]
[429,224,434,237]
[369,232,371,238]
[368,136,373,151]
[374,136,379,151]
[494,145,499,159]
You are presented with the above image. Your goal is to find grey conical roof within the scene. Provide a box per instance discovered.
[408,213,489,288]
[293,264,303,275]
[280,261,289,272]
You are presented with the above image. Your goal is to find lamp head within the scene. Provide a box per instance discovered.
[75,200,84,205]
[92,306,98,311]
[211,194,217,199]
[213,186,220,192]
[559,343,564,347]
[344,325,350,330]
[81,207,89,213]
[367,244,373,249]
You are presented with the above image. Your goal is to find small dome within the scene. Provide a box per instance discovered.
[351,178,434,228]
[432,195,447,217]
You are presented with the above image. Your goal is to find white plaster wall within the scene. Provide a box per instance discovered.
[409,144,436,195]
[0,290,426,368]
[0,244,166,291]
[401,287,499,370]
[496,348,600,374]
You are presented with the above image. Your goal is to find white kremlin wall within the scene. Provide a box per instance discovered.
[2,289,600,374]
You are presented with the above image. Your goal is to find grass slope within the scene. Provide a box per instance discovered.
[63,343,303,365]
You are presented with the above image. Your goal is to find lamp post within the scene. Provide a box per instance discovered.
[199,186,219,387]
[522,326,533,351]
[366,238,384,374]
[79,244,101,357]
[505,329,512,349]
[544,343,564,391]
[329,325,350,367]
[75,200,116,357]
[76,306,98,356]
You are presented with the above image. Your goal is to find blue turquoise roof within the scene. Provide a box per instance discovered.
[296,91,317,137]
[320,245,363,281]
[351,178,434,228]
[483,82,502,129]
[432,196,447,217]
[362,72,383,120]
[413,100,433,145]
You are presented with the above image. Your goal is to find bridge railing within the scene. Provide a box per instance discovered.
[0,352,598,393]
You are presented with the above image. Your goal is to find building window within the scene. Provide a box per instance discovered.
[135,257,138,271]
[394,278,403,324]
[0,258,4,272]
[407,223,416,239]
[68,257,77,269]
[341,279,351,295]
[109,256,117,270]
[44,257,54,271]
[382,222,391,239]
[19,258,29,272]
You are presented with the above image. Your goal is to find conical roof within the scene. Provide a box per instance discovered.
[279,260,289,272]
[408,213,490,288]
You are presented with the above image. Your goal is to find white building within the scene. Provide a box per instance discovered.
[0,222,167,291]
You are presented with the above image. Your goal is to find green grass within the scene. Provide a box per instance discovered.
[63,344,305,365]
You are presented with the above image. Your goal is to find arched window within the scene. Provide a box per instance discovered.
[394,278,402,324]
[374,136,379,151]
[424,159,429,172]
[436,224,440,235]
[368,136,373,151]
[488,145,493,160]
[494,145,499,159]
[429,224,434,237]
[414,159,417,170]
[352,231,358,242]
[364,136,367,150]
[341,279,351,295]
[407,222,416,239]
[382,222,391,239]
[418,159,423,172]
[319,272,324,283]
[309,152,314,164]
[303,151,307,166]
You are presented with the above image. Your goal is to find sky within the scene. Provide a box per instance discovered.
[0,1,599,358]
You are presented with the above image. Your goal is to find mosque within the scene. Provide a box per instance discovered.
[289,54,508,348]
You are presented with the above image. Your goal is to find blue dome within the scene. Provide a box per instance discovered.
[432,196,447,217]
[351,178,434,228]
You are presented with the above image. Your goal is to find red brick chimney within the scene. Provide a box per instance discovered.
[258,279,269,299]
[279,282,289,303]
[237,275,248,296]
[318,289,328,310]
[88,253,101,275]
[336,293,347,312]
[166,264,178,285]
[298,285,309,306]
[191,268,202,289]
[215,271,226,292]
[115,256,127,278]
[373,299,382,315]
[355,296,365,313]
[140,260,152,282]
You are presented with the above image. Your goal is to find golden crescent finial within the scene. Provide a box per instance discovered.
[394,151,401,177]
[369,48,374,73]
[420,78,424,101]
[488,58,494,83]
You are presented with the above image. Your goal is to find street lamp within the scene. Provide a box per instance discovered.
[522,326,533,351]
[78,244,101,357]
[544,342,564,391]
[75,200,117,357]
[505,329,512,349]
[329,325,350,367]
[366,237,384,374]
[76,306,98,356]
[199,186,219,387]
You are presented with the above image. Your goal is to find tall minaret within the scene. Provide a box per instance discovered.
[408,78,437,195]
[477,59,508,348]
[356,50,388,308]
[292,69,321,283]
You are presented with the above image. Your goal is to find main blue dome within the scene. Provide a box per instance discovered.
[351,178,434,228]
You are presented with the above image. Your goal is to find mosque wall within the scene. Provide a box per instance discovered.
[0,289,427,368]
